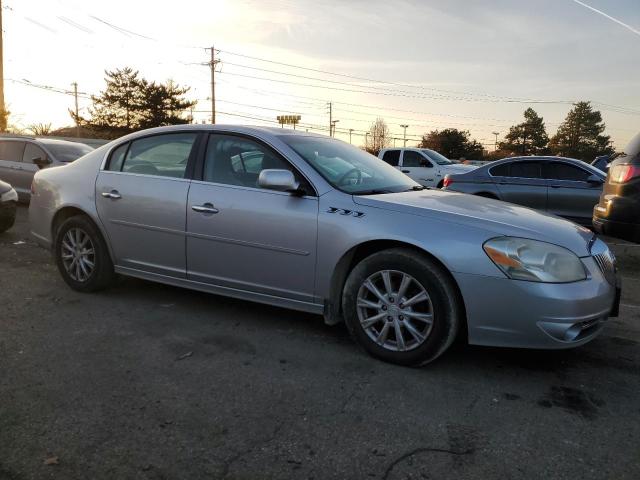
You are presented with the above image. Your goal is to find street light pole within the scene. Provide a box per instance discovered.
[349,128,354,144]
[492,131,499,151]
[400,124,409,147]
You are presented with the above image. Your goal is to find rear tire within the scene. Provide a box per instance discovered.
[54,215,116,292]
[342,248,461,366]
[0,203,16,233]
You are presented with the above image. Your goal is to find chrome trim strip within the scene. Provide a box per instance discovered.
[109,219,185,236]
[186,231,310,256]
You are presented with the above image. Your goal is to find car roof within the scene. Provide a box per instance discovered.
[118,124,327,139]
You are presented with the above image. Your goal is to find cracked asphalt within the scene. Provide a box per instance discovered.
[1,205,640,479]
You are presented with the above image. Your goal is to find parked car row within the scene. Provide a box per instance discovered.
[27,125,620,367]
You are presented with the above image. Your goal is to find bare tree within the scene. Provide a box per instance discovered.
[364,117,391,155]
[28,123,53,136]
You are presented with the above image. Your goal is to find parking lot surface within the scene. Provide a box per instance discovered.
[1,206,639,479]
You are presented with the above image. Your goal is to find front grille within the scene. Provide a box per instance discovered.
[593,249,617,286]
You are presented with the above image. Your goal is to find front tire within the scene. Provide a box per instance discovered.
[54,215,115,292]
[342,248,462,366]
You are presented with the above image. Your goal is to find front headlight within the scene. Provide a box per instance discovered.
[483,237,586,283]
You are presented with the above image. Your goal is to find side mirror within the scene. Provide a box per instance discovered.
[587,174,603,185]
[258,169,301,194]
[420,161,433,168]
[32,156,51,169]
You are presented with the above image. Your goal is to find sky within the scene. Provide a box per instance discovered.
[4,0,640,150]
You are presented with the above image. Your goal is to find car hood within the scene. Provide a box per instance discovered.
[353,189,594,256]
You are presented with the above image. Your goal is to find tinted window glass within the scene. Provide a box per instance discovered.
[382,150,400,166]
[544,162,590,181]
[44,142,92,162]
[23,143,47,164]
[204,134,311,193]
[121,133,197,178]
[403,151,428,168]
[509,161,541,179]
[107,143,129,171]
[0,141,26,162]
[490,163,509,176]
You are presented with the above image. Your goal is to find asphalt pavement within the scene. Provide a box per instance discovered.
[1,205,639,479]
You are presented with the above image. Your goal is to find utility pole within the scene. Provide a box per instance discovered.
[365,132,369,150]
[206,46,219,124]
[72,82,80,137]
[0,0,5,131]
[492,131,499,151]
[327,102,333,136]
[348,128,354,144]
[400,124,409,147]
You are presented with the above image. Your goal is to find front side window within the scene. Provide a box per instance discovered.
[381,150,400,166]
[403,151,429,168]
[23,143,47,164]
[119,133,197,178]
[0,141,26,162]
[203,134,312,193]
[421,149,453,165]
[281,135,419,194]
[543,162,591,182]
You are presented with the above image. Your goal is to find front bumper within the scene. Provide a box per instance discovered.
[453,256,618,349]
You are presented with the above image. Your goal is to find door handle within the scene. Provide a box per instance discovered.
[401,170,410,173]
[101,190,122,199]
[192,203,219,214]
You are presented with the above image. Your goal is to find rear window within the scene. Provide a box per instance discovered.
[509,162,542,179]
[381,150,400,166]
[543,162,590,181]
[0,141,26,162]
[490,163,509,177]
[44,142,93,162]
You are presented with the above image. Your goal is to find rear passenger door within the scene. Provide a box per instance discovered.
[95,132,200,278]
[493,160,548,211]
[0,141,26,199]
[543,161,603,225]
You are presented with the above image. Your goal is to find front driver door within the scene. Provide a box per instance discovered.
[186,133,319,304]
[95,132,200,278]
[400,150,436,186]
[543,161,603,225]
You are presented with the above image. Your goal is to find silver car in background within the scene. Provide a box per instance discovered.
[29,125,620,366]
[443,156,606,226]
[0,136,94,201]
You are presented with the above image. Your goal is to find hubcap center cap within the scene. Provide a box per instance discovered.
[388,305,400,317]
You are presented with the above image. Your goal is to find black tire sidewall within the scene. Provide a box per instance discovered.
[342,249,459,366]
[54,215,114,292]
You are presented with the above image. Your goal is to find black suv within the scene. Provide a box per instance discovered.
[593,133,640,242]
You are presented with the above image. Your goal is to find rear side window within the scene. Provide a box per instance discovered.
[119,133,197,178]
[508,161,541,179]
[107,143,129,171]
[489,163,509,177]
[23,143,47,164]
[381,150,400,166]
[0,141,26,162]
[543,162,590,182]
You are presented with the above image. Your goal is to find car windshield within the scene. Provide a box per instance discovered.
[281,135,420,194]
[44,142,93,162]
[421,149,453,165]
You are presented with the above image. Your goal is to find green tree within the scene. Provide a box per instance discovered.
[499,107,549,155]
[73,67,196,139]
[419,128,483,160]
[549,101,614,161]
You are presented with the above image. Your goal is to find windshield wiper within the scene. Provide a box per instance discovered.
[353,189,395,195]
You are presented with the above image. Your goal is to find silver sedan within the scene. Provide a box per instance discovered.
[28,125,620,366]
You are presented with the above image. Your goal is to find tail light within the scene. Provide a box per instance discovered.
[443,175,453,188]
[610,164,640,183]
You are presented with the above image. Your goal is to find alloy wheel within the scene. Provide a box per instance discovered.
[356,270,434,352]
[61,228,95,282]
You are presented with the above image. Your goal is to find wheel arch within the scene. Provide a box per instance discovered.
[51,206,115,262]
[324,239,468,341]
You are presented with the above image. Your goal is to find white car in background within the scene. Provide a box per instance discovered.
[378,147,477,188]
